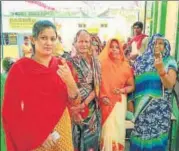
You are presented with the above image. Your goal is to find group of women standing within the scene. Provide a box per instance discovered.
[1,20,178,151]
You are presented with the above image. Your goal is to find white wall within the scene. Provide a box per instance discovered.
[55,16,133,51]
[165,1,179,56]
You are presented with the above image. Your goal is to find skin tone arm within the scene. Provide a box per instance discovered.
[119,77,135,113]
[42,58,81,149]
[70,91,95,114]
[113,77,135,95]
[115,77,135,113]
[83,91,95,105]
[127,54,177,113]
[154,39,177,89]
[57,58,80,102]
[102,77,135,107]
[70,90,95,124]
[154,55,177,89]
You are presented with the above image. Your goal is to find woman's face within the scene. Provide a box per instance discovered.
[91,41,99,56]
[24,38,30,45]
[75,31,91,55]
[154,38,165,53]
[32,27,57,56]
[109,40,121,58]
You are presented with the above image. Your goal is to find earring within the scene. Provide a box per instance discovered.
[88,49,92,55]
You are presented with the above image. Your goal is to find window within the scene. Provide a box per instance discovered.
[78,23,86,28]
[3,33,17,45]
[100,23,108,28]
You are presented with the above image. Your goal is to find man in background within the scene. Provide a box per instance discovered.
[128,21,149,61]
[22,36,32,58]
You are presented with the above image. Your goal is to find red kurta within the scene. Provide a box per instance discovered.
[2,57,70,151]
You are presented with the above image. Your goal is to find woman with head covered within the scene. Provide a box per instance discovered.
[129,34,178,151]
[99,38,135,151]
[70,29,101,151]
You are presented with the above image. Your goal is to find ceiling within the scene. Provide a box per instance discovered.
[2,1,143,14]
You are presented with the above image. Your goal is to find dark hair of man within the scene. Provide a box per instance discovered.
[133,21,143,30]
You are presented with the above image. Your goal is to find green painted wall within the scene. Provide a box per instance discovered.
[159,0,168,35]
[150,2,154,36]
[175,3,179,62]
[152,1,158,34]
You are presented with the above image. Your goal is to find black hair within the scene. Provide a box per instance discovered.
[24,36,29,40]
[133,21,143,30]
[31,20,57,53]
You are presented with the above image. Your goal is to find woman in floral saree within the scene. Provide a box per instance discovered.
[70,30,101,151]
[99,38,135,151]
[129,34,178,151]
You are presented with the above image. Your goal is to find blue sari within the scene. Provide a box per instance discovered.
[130,34,178,151]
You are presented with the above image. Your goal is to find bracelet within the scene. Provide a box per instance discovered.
[159,71,166,77]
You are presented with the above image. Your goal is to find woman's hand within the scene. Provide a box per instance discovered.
[72,113,83,124]
[57,58,74,85]
[113,88,120,95]
[127,101,134,113]
[42,134,56,149]
[102,97,111,105]
[154,51,165,73]
[130,53,138,60]
[113,88,126,94]
[71,103,85,115]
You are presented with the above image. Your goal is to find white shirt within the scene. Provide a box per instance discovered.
[131,37,149,56]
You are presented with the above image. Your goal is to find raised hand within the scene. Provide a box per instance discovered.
[57,58,73,85]
[154,51,165,73]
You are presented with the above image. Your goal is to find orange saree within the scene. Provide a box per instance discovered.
[99,39,133,151]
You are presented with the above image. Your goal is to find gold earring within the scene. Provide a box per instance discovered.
[88,49,92,55]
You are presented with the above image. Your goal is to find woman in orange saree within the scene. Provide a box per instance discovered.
[99,38,135,151]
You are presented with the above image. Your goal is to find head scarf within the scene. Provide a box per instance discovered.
[99,38,133,125]
[133,33,171,75]
[91,35,103,54]
[99,38,126,62]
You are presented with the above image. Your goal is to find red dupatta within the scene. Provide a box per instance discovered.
[2,57,69,151]
[129,34,148,49]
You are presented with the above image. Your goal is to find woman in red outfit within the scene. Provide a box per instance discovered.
[2,20,79,151]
